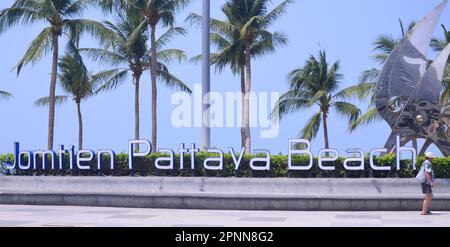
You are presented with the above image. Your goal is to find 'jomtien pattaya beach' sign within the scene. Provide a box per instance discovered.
[5,135,416,173]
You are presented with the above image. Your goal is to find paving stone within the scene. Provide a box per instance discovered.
[172,224,225,227]
[10,208,53,213]
[239,217,287,222]
[41,222,96,227]
[84,210,130,215]
[382,219,434,225]
[336,214,382,220]
[207,212,251,217]
[1,205,450,227]
[106,214,155,219]
[0,220,33,227]
[330,223,383,227]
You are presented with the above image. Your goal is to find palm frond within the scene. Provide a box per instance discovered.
[240,15,264,39]
[334,82,376,101]
[102,20,128,45]
[359,68,380,83]
[211,33,232,50]
[398,19,415,38]
[372,35,398,64]
[157,49,187,65]
[431,37,448,52]
[0,5,45,34]
[185,13,234,37]
[271,90,310,121]
[308,90,328,107]
[97,0,127,13]
[34,95,70,106]
[93,69,128,93]
[0,90,13,101]
[64,0,91,17]
[189,54,202,64]
[63,18,112,47]
[156,27,187,49]
[15,26,53,75]
[251,30,288,58]
[157,69,192,94]
[333,101,361,125]
[431,25,449,52]
[213,40,243,74]
[441,74,450,104]
[299,111,322,141]
[126,19,147,49]
[348,107,382,132]
[263,0,294,27]
[79,48,126,65]
[42,0,58,18]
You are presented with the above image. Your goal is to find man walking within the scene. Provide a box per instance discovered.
[421,152,436,215]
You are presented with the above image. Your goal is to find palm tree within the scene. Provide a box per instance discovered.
[34,47,109,150]
[188,0,292,154]
[431,24,450,103]
[272,50,360,149]
[186,9,288,148]
[81,8,191,149]
[0,0,108,150]
[99,0,191,151]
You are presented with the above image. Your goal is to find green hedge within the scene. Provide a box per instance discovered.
[1,153,449,178]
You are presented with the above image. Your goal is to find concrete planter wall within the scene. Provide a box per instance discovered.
[0,177,449,211]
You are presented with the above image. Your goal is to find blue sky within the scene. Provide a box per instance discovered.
[0,0,449,155]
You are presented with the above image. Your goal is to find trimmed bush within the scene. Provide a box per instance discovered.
[1,152,449,178]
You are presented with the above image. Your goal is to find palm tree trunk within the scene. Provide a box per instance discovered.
[244,43,252,154]
[76,100,83,150]
[134,74,140,151]
[240,66,245,148]
[150,24,158,153]
[48,34,59,150]
[322,111,330,149]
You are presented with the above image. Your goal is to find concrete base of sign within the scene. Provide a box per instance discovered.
[0,176,449,211]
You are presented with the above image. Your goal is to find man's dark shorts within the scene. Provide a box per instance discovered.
[421,183,433,194]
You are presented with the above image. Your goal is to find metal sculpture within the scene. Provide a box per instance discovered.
[376,0,450,156]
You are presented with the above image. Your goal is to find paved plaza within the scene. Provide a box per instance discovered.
[0,205,449,227]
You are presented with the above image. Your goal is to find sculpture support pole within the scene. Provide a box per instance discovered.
[384,131,398,153]
[201,0,211,150]
[419,138,433,156]
[412,138,418,152]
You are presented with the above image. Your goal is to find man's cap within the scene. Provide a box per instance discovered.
[425,152,437,159]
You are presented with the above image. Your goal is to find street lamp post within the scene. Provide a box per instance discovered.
[201,0,211,150]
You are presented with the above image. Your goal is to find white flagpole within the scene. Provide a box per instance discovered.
[201,0,211,150]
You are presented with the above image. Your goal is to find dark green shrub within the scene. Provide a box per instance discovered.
[1,152,448,178]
